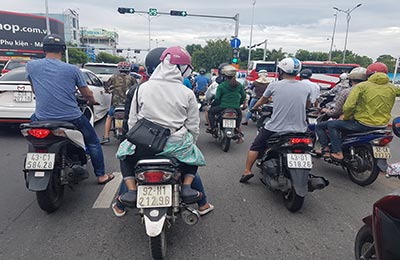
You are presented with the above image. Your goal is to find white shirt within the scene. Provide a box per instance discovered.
[302,79,320,104]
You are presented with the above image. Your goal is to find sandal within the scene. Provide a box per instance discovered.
[98,173,115,185]
[239,173,254,183]
[112,202,126,217]
[330,153,344,161]
[198,203,215,216]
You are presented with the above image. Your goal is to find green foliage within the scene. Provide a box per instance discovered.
[189,39,231,71]
[95,52,125,63]
[377,54,397,73]
[67,48,88,65]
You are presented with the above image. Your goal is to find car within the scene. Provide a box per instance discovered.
[0,67,111,124]
[1,58,30,75]
[82,62,118,83]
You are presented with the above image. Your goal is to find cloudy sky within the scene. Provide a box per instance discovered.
[2,0,400,61]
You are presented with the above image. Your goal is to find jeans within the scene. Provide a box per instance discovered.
[116,172,207,210]
[31,114,105,177]
[245,98,259,122]
[208,106,242,130]
[318,120,382,153]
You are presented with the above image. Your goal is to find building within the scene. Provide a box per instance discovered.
[80,28,119,56]
[32,9,80,45]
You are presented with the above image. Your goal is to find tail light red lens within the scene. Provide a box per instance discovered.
[28,129,51,139]
[289,138,312,145]
[378,136,393,146]
[144,171,165,183]
[222,112,237,118]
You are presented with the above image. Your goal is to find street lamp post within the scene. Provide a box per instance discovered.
[44,0,51,34]
[247,0,256,67]
[333,3,362,63]
[328,12,337,61]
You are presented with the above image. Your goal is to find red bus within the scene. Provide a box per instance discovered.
[247,61,360,88]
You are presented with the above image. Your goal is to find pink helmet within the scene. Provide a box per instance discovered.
[160,46,193,69]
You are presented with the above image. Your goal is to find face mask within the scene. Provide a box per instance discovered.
[179,64,193,78]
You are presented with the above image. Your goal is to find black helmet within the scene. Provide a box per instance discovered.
[300,69,312,79]
[199,68,206,75]
[42,34,66,53]
[145,47,166,75]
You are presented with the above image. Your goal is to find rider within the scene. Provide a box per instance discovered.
[117,46,207,208]
[242,69,270,125]
[327,62,400,160]
[129,63,143,83]
[194,68,211,95]
[240,57,312,183]
[315,67,368,157]
[321,72,349,108]
[26,34,114,184]
[299,69,320,107]
[100,61,137,144]
[207,65,247,141]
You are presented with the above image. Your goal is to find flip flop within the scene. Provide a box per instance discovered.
[239,173,254,183]
[112,202,126,217]
[98,173,115,185]
[198,203,215,216]
[330,153,344,161]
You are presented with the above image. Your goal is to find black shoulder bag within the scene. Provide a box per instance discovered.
[126,84,170,154]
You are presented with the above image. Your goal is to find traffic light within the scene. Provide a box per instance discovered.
[148,8,158,16]
[118,7,135,14]
[232,48,239,64]
[170,10,188,17]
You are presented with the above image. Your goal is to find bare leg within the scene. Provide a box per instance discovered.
[103,116,112,138]
[244,150,259,174]
[183,175,194,185]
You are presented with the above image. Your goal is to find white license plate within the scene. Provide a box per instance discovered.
[115,119,123,129]
[25,153,55,170]
[137,185,172,208]
[14,91,32,102]
[372,146,391,159]
[287,153,312,169]
[222,119,236,128]
[199,95,205,101]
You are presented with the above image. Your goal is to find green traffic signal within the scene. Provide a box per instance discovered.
[170,10,188,17]
[118,7,135,14]
[148,8,158,16]
[232,57,238,63]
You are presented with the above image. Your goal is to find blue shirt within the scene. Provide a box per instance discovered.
[183,77,192,89]
[194,75,210,92]
[26,58,87,121]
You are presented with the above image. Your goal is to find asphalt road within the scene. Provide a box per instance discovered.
[0,111,399,260]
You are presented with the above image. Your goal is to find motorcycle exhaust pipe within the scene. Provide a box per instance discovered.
[181,206,200,226]
[308,175,329,192]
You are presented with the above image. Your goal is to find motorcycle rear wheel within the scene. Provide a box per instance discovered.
[354,224,376,260]
[149,226,167,260]
[221,136,231,152]
[347,147,380,186]
[36,167,64,213]
[283,189,304,212]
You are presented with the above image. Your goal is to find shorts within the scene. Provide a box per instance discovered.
[249,127,276,153]
[107,106,115,116]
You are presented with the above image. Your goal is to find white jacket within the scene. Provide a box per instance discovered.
[128,57,200,141]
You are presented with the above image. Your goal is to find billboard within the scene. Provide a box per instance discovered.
[0,10,64,56]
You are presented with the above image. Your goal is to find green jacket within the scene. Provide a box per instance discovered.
[343,73,400,127]
[214,80,246,108]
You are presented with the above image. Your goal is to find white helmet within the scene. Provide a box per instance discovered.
[221,65,237,77]
[348,67,367,81]
[277,58,302,75]
[339,73,348,80]
[258,69,268,77]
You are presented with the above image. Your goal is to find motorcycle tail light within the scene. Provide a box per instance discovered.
[28,129,51,139]
[144,171,165,183]
[289,138,312,146]
[371,136,393,146]
[222,112,237,118]
[51,129,66,137]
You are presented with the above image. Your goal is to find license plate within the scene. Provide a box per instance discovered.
[115,119,123,129]
[372,146,391,159]
[14,91,32,102]
[287,153,312,169]
[222,119,236,128]
[199,95,205,101]
[25,153,55,170]
[137,185,172,208]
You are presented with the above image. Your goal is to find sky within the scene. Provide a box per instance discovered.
[2,0,400,62]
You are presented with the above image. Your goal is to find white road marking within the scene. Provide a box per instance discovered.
[92,172,122,208]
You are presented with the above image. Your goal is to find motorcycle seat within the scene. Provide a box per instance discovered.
[20,121,77,130]
[344,129,389,138]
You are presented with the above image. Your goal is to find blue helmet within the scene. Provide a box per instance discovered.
[392,117,400,138]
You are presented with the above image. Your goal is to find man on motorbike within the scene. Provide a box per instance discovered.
[26,34,114,184]
[315,67,368,157]
[242,70,269,125]
[100,61,138,144]
[240,57,312,183]
[299,69,320,107]
[326,62,400,160]
[116,46,207,208]
[206,65,247,142]
[194,68,211,94]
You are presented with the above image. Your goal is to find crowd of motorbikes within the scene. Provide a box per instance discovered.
[18,83,400,259]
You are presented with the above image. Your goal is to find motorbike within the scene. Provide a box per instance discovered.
[210,108,242,152]
[111,105,125,142]
[308,113,393,186]
[20,94,93,213]
[197,91,207,111]
[354,175,400,260]
[256,132,329,212]
[255,103,273,129]
[134,156,200,260]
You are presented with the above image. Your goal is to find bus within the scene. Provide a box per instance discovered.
[247,60,360,89]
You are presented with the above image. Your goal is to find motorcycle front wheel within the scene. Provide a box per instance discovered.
[347,146,380,186]
[354,224,376,260]
[36,166,64,213]
[283,189,304,212]
[149,226,167,260]
[221,135,231,152]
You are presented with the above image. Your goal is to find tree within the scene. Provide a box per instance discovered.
[186,44,202,56]
[95,52,125,63]
[377,55,396,73]
[188,39,231,71]
[67,48,88,65]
